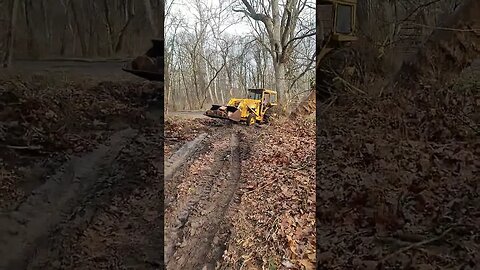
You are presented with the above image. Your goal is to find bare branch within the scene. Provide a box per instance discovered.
[283,30,315,51]
[233,0,271,23]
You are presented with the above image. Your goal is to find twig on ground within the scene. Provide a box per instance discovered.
[245,181,275,194]
[3,144,43,150]
[266,216,280,242]
[319,96,338,114]
[377,226,458,265]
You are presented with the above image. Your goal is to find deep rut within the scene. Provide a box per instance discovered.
[0,128,137,269]
[165,130,243,270]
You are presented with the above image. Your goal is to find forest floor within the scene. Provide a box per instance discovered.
[164,116,315,270]
[0,62,317,270]
[0,66,168,269]
[315,63,480,269]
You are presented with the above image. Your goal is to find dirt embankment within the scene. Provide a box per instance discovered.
[316,63,479,268]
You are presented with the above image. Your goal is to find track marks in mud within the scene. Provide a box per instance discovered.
[165,133,208,181]
[165,131,243,270]
[25,126,164,269]
[0,128,137,269]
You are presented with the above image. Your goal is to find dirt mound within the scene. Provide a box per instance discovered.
[221,119,316,269]
[395,0,480,90]
[316,70,479,268]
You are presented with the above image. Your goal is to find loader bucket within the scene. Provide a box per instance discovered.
[205,105,241,122]
[122,39,164,82]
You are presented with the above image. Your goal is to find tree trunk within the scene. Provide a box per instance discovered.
[40,0,50,50]
[115,0,135,53]
[144,0,158,37]
[394,0,480,90]
[115,16,134,53]
[88,2,98,56]
[274,62,288,103]
[165,60,171,113]
[180,69,193,110]
[71,1,87,57]
[103,0,114,55]
[213,75,219,103]
[59,0,71,56]
[24,0,36,58]
[206,65,215,104]
[3,0,20,68]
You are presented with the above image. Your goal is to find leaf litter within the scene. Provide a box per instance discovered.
[316,68,480,269]
[0,76,157,209]
[221,118,316,270]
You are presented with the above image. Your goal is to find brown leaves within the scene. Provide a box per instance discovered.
[317,73,480,268]
[223,119,315,269]
[0,77,157,211]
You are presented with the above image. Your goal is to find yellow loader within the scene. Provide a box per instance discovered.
[205,89,278,125]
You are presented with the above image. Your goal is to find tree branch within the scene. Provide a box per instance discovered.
[289,50,315,91]
[233,0,270,23]
[283,30,315,51]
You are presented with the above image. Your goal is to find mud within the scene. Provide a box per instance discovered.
[22,125,164,269]
[164,132,207,181]
[0,128,136,269]
[165,127,246,270]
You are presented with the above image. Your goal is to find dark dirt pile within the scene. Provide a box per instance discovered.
[0,77,157,208]
[317,69,479,268]
[221,119,316,269]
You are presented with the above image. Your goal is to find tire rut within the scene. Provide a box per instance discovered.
[0,128,137,269]
[166,130,243,270]
[24,126,164,269]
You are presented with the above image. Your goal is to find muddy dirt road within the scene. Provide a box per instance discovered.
[0,120,165,269]
[164,120,248,269]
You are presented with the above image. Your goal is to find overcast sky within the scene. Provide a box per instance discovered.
[168,0,252,35]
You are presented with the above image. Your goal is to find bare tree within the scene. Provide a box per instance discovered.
[233,0,314,103]
[3,0,20,68]
[71,0,87,56]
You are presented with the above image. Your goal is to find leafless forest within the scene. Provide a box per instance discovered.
[165,0,315,111]
[0,0,163,59]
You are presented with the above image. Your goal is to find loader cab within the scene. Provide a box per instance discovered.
[317,0,357,42]
[247,89,263,100]
[247,89,277,106]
